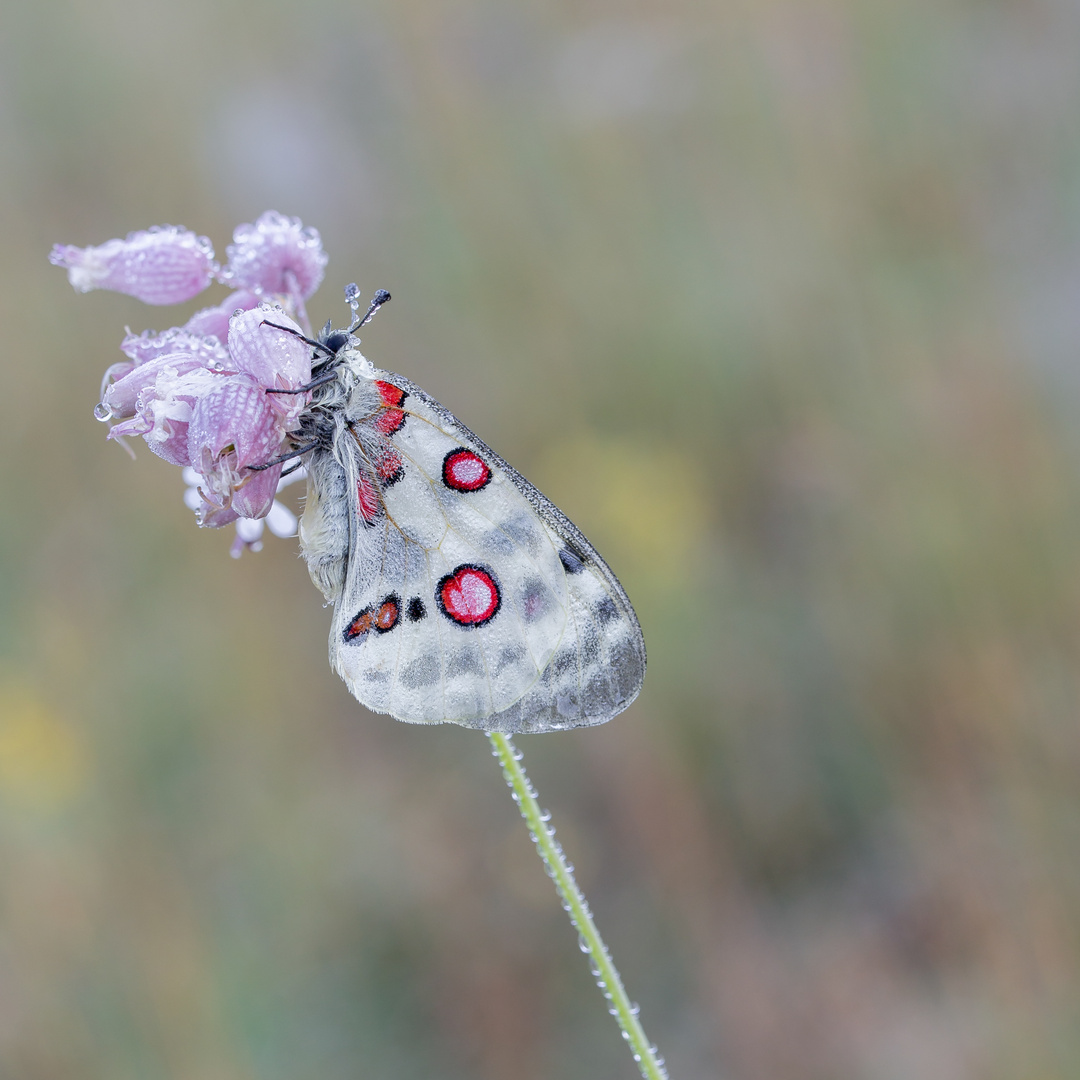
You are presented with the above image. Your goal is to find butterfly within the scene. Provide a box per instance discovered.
[262,289,646,734]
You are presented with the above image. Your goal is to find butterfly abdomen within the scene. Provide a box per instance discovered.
[299,446,352,601]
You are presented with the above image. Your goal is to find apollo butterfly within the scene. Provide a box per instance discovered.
[266,292,646,734]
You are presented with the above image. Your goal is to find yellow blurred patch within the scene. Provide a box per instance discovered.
[0,684,87,809]
[533,434,709,591]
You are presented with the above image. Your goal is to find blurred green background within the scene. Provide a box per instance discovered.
[3,0,1080,1077]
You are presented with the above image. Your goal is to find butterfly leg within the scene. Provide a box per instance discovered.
[265,368,341,395]
[248,442,320,471]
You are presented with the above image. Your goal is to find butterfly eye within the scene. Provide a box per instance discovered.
[324,331,351,354]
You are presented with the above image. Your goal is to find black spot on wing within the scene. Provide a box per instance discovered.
[596,597,619,625]
[559,544,587,574]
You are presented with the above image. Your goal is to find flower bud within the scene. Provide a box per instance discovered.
[49,226,215,304]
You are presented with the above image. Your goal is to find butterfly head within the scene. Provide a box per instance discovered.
[311,322,357,368]
[322,329,353,355]
[311,285,391,378]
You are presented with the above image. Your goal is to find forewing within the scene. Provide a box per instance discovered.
[328,371,646,733]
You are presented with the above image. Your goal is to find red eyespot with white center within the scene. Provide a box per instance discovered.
[442,449,492,492]
[436,564,501,627]
[343,594,401,642]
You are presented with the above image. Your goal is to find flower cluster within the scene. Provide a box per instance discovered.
[51,212,329,553]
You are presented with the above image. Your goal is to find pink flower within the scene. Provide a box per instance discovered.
[53,212,328,550]
[49,226,216,304]
[221,211,327,300]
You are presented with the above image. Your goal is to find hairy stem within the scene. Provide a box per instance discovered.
[488,732,668,1080]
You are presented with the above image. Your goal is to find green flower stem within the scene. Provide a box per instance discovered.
[488,732,668,1080]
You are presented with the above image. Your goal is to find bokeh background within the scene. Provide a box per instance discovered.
[3,1,1080,1077]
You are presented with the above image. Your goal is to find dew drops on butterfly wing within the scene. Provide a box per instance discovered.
[298,329,647,733]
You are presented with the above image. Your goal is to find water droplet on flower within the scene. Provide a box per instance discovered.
[93,402,111,421]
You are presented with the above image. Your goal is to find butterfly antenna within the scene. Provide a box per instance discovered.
[262,320,336,359]
[344,284,391,334]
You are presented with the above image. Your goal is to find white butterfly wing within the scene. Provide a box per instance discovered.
[311,370,646,734]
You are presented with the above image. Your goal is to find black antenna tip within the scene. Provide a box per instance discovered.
[374,289,391,305]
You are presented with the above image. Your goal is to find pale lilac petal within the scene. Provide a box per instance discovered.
[145,419,193,467]
[50,226,216,304]
[265,499,298,537]
[197,499,241,528]
[221,212,327,300]
[107,414,153,441]
[231,517,265,558]
[227,305,311,420]
[235,517,265,543]
[227,305,310,386]
[102,352,210,419]
[187,375,286,511]
[231,464,283,520]
[120,326,231,368]
[98,361,135,417]
[182,290,260,342]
